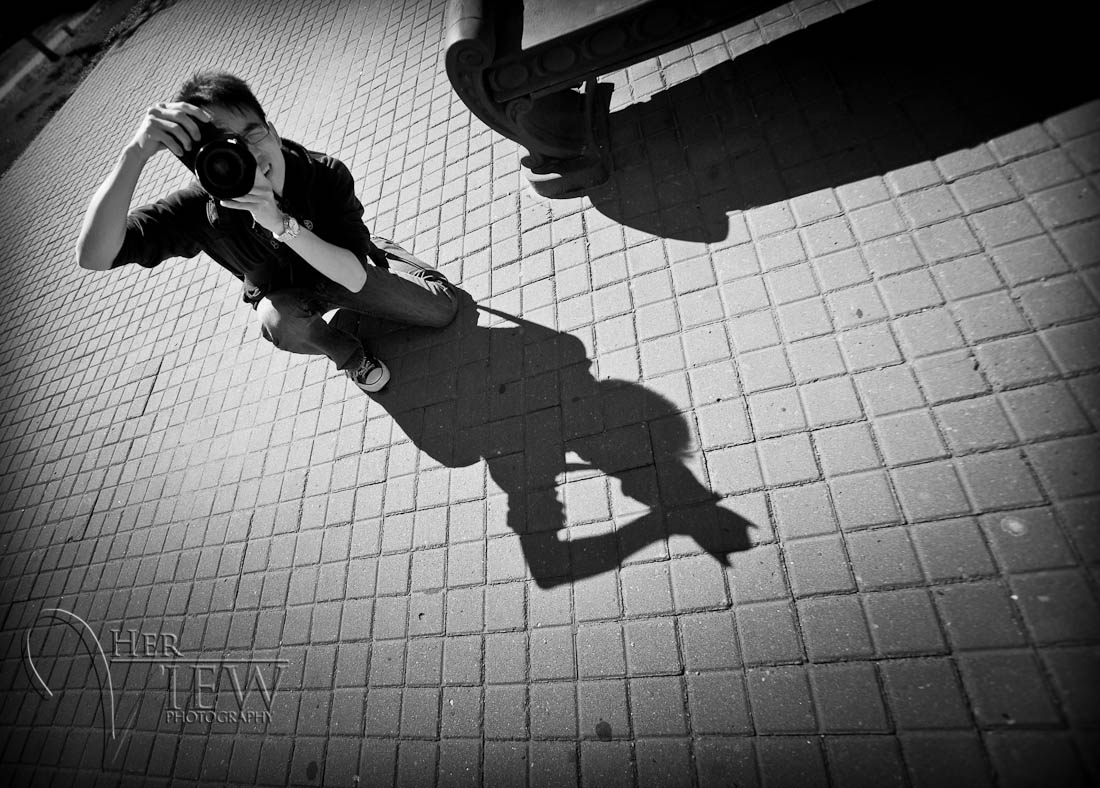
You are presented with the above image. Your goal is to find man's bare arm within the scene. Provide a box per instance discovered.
[75,102,210,271]
[218,174,369,293]
[76,146,152,270]
[281,229,367,292]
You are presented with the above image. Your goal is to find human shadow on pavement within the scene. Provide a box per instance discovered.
[585,0,1096,241]
[337,290,753,588]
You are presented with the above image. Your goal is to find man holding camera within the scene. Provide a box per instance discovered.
[76,71,458,392]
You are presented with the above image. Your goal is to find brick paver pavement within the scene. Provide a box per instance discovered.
[1,0,1097,785]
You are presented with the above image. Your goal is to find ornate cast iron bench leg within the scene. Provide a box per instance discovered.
[518,76,614,198]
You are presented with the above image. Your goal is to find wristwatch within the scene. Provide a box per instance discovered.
[273,214,301,242]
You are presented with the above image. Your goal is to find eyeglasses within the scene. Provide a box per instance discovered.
[240,123,272,146]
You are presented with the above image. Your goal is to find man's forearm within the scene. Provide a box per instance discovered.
[76,145,150,270]
[282,228,368,292]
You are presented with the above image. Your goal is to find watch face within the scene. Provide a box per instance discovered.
[277,216,299,240]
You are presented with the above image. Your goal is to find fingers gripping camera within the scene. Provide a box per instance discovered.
[176,120,257,199]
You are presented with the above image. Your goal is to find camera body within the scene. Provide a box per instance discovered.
[176,120,257,200]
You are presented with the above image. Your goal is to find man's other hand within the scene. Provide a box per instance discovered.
[217,169,283,234]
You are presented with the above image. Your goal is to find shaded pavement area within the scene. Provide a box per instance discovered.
[0,0,1097,785]
[0,0,169,176]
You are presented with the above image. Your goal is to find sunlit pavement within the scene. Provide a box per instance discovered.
[0,1,1097,785]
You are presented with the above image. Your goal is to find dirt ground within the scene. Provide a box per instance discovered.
[0,0,177,175]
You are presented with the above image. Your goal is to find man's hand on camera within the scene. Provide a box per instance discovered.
[130,102,213,160]
[217,170,284,235]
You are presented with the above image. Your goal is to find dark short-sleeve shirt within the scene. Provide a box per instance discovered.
[112,138,382,304]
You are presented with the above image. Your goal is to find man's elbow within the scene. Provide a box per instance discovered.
[345,263,368,293]
[75,241,114,271]
[75,253,112,272]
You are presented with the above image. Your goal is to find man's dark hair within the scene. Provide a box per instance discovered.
[173,71,267,123]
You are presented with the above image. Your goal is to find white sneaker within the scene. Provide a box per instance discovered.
[346,353,390,392]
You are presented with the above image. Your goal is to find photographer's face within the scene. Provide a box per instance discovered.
[205,104,285,194]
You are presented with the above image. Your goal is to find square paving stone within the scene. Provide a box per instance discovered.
[881,658,971,729]
[978,508,1076,571]
[797,595,874,660]
[1009,569,1100,644]
[933,581,1026,650]
[844,526,924,589]
[958,651,1060,726]
[756,736,828,788]
[809,663,890,732]
[737,601,803,665]
[623,619,681,676]
[635,738,692,788]
[686,671,752,734]
[910,518,996,580]
[901,732,993,788]
[825,736,907,788]
[891,461,971,521]
[828,471,901,530]
[783,534,855,596]
[577,679,630,740]
[746,666,816,733]
[863,589,946,656]
[629,676,687,736]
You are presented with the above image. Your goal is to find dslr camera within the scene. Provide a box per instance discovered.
[176,120,257,199]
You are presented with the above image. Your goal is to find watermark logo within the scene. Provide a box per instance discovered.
[109,626,284,725]
[24,608,119,744]
[23,606,288,763]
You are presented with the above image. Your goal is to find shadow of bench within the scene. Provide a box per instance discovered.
[444,0,782,197]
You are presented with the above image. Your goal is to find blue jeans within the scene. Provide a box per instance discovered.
[256,237,458,369]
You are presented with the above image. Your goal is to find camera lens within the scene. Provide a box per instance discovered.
[194,138,256,199]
